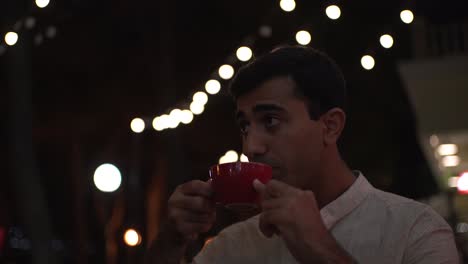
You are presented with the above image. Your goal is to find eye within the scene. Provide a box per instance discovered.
[238,120,250,135]
[263,116,280,129]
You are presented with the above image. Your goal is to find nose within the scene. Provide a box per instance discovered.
[242,129,268,161]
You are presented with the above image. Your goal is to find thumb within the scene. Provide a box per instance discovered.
[253,179,266,193]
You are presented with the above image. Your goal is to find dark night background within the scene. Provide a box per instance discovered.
[1,0,468,263]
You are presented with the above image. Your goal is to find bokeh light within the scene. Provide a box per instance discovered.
[180,110,194,124]
[437,144,458,156]
[130,118,145,133]
[170,109,183,123]
[325,5,341,20]
[448,177,459,188]
[93,164,122,192]
[400,10,414,24]
[5,32,18,46]
[240,154,249,162]
[361,55,375,70]
[192,91,208,105]
[457,172,468,194]
[35,0,50,8]
[379,34,394,49]
[124,229,142,247]
[218,64,235,80]
[219,150,239,164]
[442,155,460,167]
[259,25,272,38]
[279,0,296,12]
[152,116,164,131]
[295,30,311,45]
[190,101,205,115]
[225,150,239,162]
[205,79,221,95]
[236,46,253,62]
[430,135,439,147]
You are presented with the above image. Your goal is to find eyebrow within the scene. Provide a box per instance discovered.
[236,103,286,120]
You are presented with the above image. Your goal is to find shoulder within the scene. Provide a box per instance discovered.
[369,188,444,224]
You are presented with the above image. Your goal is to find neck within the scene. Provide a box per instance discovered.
[314,147,356,209]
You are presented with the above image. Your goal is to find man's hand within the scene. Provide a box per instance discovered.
[253,179,354,264]
[145,180,216,264]
[167,180,216,242]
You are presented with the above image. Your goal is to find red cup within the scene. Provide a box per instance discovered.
[209,162,272,208]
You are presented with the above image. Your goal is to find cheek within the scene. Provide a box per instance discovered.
[292,127,324,168]
[272,126,323,179]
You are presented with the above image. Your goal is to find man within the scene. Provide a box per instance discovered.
[146,46,459,263]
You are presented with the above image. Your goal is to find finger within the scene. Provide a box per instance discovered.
[171,195,215,214]
[253,179,266,194]
[259,212,279,238]
[260,197,284,211]
[179,180,213,198]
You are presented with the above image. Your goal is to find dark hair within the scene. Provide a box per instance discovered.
[229,46,346,120]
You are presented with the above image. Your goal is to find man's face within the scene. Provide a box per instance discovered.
[236,76,326,189]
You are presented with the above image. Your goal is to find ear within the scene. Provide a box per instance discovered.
[320,108,346,146]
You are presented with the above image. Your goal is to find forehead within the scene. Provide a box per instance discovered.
[236,76,300,111]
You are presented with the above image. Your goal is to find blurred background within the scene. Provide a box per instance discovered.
[1,0,468,263]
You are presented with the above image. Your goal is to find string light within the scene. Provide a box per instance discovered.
[137,3,415,135]
[130,118,145,133]
[35,0,50,8]
[437,144,458,156]
[152,116,164,131]
[159,115,171,130]
[240,154,249,162]
[180,110,194,124]
[93,164,122,192]
[379,34,394,49]
[442,155,460,167]
[361,55,375,70]
[219,150,239,164]
[236,46,253,62]
[295,30,311,45]
[4,32,18,46]
[205,79,221,95]
[166,114,180,129]
[190,101,205,115]
[325,5,341,20]
[218,64,235,80]
[192,91,208,105]
[124,229,142,247]
[400,10,414,24]
[279,0,296,12]
[169,109,184,127]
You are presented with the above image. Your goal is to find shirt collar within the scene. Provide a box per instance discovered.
[320,171,374,230]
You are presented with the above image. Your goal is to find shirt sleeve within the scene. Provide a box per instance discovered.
[402,207,460,264]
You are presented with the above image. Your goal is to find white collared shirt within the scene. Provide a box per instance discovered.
[194,173,459,263]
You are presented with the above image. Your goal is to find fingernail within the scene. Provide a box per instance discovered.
[253,179,264,189]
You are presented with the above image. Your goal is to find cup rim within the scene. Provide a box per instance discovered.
[209,161,272,172]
